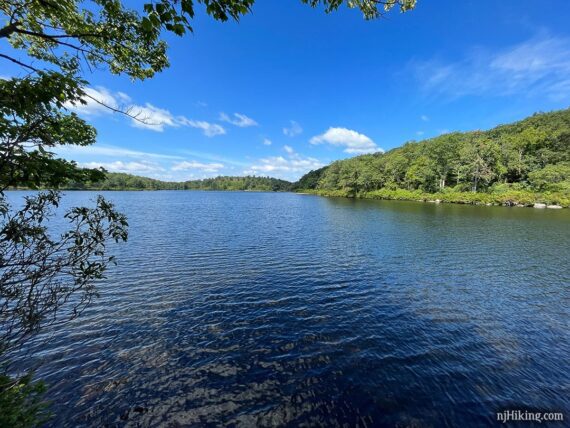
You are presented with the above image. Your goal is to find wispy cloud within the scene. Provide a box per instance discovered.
[180,150,249,167]
[178,118,226,137]
[130,103,179,132]
[421,115,429,122]
[310,127,382,154]
[80,160,164,174]
[58,144,232,179]
[219,112,258,127]
[65,86,120,116]
[283,120,303,137]
[244,146,324,180]
[55,144,184,160]
[262,138,272,146]
[66,86,226,135]
[412,34,570,101]
[172,161,225,172]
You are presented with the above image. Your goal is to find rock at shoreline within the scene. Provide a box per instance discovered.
[533,203,547,208]
[547,204,563,209]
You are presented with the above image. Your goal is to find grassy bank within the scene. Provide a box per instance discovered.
[297,188,570,208]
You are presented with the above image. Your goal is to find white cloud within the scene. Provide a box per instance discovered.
[55,144,184,160]
[310,127,382,154]
[283,120,303,137]
[219,112,258,127]
[171,161,225,172]
[283,145,294,154]
[244,146,324,180]
[416,131,425,136]
[64,86,120,116]
[245,155,322,174]
[130,103,179,132]
[116,92,132,103]
[412,34,570,101]
[421,115,429,122]
[181,150,249,167]
[80,160,164,174]
[262,138,272,146]
[178,118,226,137]
[65,86,227,135]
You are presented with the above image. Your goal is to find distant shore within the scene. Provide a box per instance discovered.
[297,189,569,209]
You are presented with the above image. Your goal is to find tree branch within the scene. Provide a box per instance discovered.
[0,53,38,72]
[0,22,20,38]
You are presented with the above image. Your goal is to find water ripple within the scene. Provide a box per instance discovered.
[6,191,570,427]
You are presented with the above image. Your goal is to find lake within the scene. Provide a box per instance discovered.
[9,191,570,426]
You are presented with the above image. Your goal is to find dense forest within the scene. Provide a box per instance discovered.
[64,174,293,192]
[295,108,570,206]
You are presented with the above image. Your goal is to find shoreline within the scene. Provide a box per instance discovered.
[297,189,569,209]
[5,188,568,209]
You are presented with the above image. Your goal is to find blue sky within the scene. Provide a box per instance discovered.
[6,0,570,181]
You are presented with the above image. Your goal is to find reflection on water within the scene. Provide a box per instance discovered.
[9,191,570,426]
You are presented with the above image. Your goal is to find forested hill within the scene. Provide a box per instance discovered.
[295,108,570,200]
[65,174,293,191]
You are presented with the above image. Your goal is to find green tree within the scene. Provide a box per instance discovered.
[427,133,461,190]
[384,152,408,189]
[405,155,438,191]
[501,127,547,182]
[455,134,502,192]
[528,162,570,192]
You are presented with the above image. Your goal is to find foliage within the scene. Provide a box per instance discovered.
[527,162,570,192]
[300,188,570,208]
[301,0,417,19]
[292,167,328,191]
[0,73,105,192]
[0,372,50,428]
[0,191,128,353]
[297,108,570,202]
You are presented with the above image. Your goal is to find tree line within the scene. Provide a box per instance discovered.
[64,174,293,192]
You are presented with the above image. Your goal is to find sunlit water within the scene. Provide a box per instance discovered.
[7,191,570,427]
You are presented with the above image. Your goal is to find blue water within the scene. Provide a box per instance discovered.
[9,191,570,426]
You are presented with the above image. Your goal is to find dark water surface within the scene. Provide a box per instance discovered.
[9,191,570,426]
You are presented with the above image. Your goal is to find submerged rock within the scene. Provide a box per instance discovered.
[533,203,547,208]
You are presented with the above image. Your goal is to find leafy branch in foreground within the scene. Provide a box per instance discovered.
[0,188,127,424]
[0,191,128,355]
[0,371,49,428]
